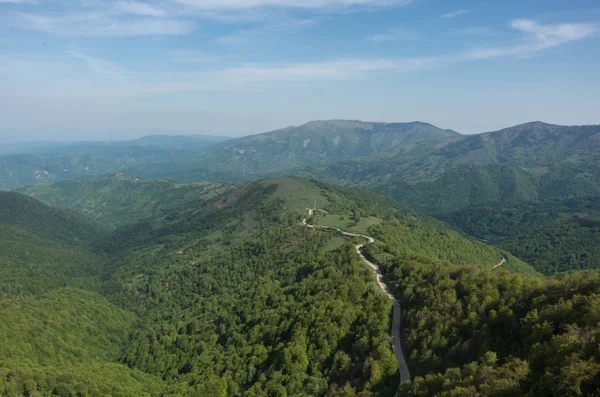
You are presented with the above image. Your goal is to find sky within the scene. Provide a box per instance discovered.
[1,0,599,141]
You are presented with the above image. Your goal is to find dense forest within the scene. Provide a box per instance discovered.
[440,197,600,275]
[2,178,408,395]
[374,254,600,396]
[2,175,600,396]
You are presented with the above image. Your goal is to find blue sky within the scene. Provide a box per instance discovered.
[0,0,599,140]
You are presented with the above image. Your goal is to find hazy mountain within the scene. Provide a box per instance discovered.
[0,134,232,190]
[0,134,231,156]
[0,153,128,190]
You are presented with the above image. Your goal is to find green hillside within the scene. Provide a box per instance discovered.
[440,197,600,275]
[0,288,136,366]
[20,173,229,227]
[0,226,105,297]
[0,192,167,396]
[0,191,107,245]
[0,192,108,297]
[0,153,125,191]
[373,163,540,214]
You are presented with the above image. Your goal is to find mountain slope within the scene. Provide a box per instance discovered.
[0,191,107,245]
[128,120,459,182]
[439,121,600,166]
[294,122,600,213]
[438,197,600,275]
[19,173,229,227]
[121,121,600,216]
[0,193,165,396]
[0,288,164,397]
[0,192,109,297]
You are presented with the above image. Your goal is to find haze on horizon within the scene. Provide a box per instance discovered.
[1,0,599,142]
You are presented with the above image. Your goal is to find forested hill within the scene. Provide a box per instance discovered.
[0,191,108,297]
[440,121,600,166]
[0,191,107,246]
[18,173,230,227]
[2,175,540,396]
[4,121,599,210]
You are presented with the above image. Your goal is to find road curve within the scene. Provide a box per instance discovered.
[303,210,411,384]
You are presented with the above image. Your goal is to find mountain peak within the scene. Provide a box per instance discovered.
[300,119,374,130]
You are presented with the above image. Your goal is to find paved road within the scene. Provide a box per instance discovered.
[303,210,411,384]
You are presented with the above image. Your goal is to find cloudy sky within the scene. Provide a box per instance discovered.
[1,0,599,141]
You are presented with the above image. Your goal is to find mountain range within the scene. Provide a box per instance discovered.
[4,121,599,208]
[119,120,600,214]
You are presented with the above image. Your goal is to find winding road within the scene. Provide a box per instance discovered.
[303,209,411,384]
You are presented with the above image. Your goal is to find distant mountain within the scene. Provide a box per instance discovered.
[3,121,599,211]
[129,120,460,182]
[26,134,231,157]
[0,153,127,190]
[0,134,231,156]
[0,140,65,156]
[128,134,231,148]
[0,134,232,190]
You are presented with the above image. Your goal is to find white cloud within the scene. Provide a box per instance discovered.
[367,28,418,42]
[112,1,167,17]
[102,57,438,95]
[511,19,598,48]
[441,10,469,19]
[216,19,316,45]
[461,20,598,60]
[17,12,195,36]
[2,18,597,94]
[171,0,413,10]
[152,19,599,90]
